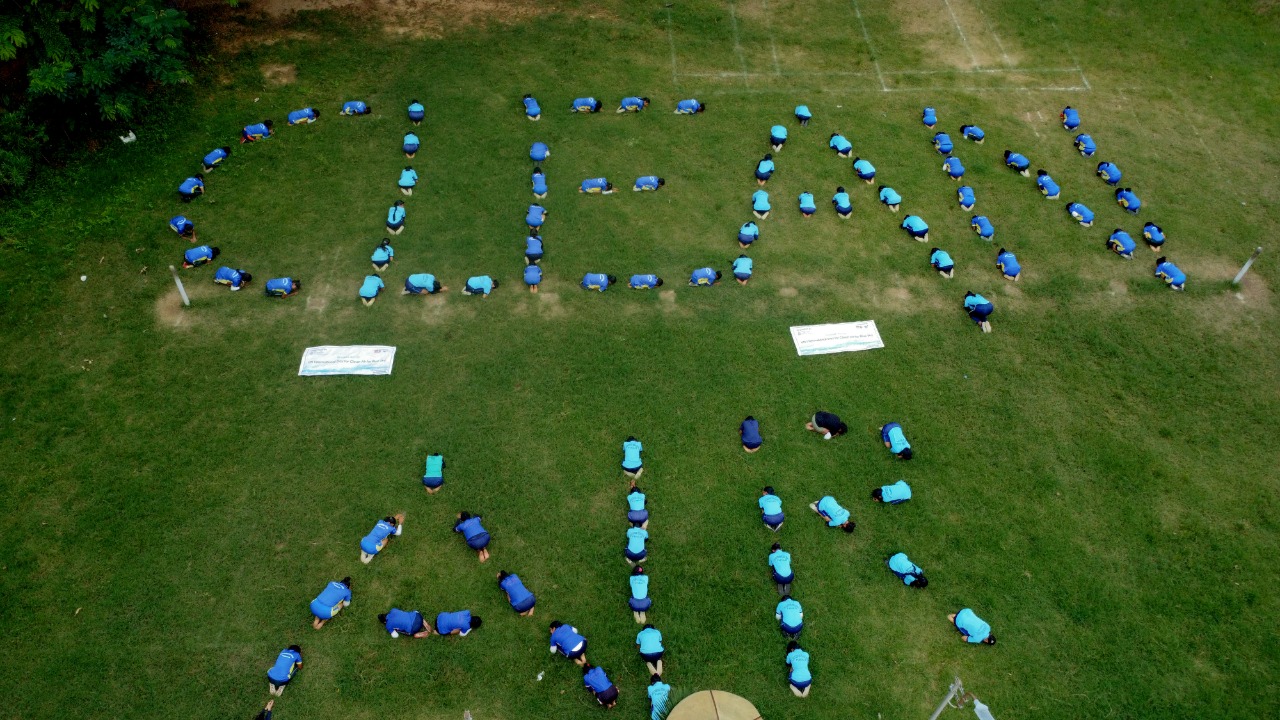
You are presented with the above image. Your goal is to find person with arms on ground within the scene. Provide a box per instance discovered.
[881,421,913,460]
[795,104,812,125]
[930,247,955,278]
[675,98,705,114]
[182,245,217,268]
[498,571,537,616]
[1004,150,1030,176]
[996,248,1021,281]
[1155,256,1186,290]
[581,273,617,292]
[359,513,405,564]
[960,124,985,143]
[922,106,937,128]
[690,267,721,286]
[531,168,548,198]
[636,623,664,674]
[404,273,446,296]
[403,131,419,159]
[549,621,589,665]
[933,131,954,154]
[887,553,928,588]
[829,132,852,157]
[879,185,901,212]
[625,525,649,566]
[266,645,302,696]
[287,107,318,125]
[386,200,406,235]
[524,264,542,294]
[521,94,539,120]
[1074,133,1096,157]
[1107,229,1136,259]
[786,641,811,698]
[622,436,643,478]
[572,97,603,113]
[530,141,550,162]
[634,176,664,192]
[435,610,482,636]
[241,120,272,143]
[806,411,847,439]
[178,174,204,202]
[770,124,788,151]
[618,96,650,113]
[809,495,855,532]
[454,511,491,562]
[398,166,417,195]
[580,177,615,194]
[422,452,445,493]
[629,273,663,289]
[583,664,619,708]
[741,416,763,452]
[371,239,394,271]
[776,594,804,638]
[1066,201,1095,227]
[462,275,498,297]
[833,186,852,218]
[1036,170,1060,199]
[755,153,775,185]
[626,483,649,529]
[902,215,930,241]
[310,577,351,630]
[798,191,817,218]
[340,100,370,115]
[971,214,995,240]
[379,608,432,638]
[739,221,760,247]
[628,565,652,624]
[359,274,384,306]
[648,675,672,720]
[769,542,794,595]
[949,608,996,644]
[964,291,994,332]
[214,266,251,291]
[1097,160,1121,185]
[1143,221,1165,250]
[527,204,547,230]
[752,189,771,219]
[1061,106,1080,130]
[1115,187,1142,213]
[759,486,784,531]
[202,146,230,171]
[853,157,876,183]
[956,184,975,210]
[264,277,300,298]
[872,479,912,504]
[944,155,965,181]
[408,98,425,124]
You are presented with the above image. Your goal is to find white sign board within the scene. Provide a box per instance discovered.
[789,321,884,356]
[299,345,397,376]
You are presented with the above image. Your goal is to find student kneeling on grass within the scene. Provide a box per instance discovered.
[408,99,425,124]
[630,274,663,289]
[769,542,794,595]
[1066,202,1095,227]
[853,157,876,183]
[634,176,664,191]
[881,422,913,460]
[776,595,804,638]
[733,255,753,285]
[422,452,445,492]
[309,577,351,630]
[266,645,302,696]
[675,98,705,114]
[949,608,996,645]
[964,291,994,333]
[379,607,432,638]
[922,106,937,128]
[770,124,788,151]
[971,215,995,240]
[532,168,548,198]
[386,201,406,234]
[583,664,619,708]
[690,267,722,286]
[795,104,812,125]
[649,675,672,720]
[741,416,763,452]
[398,166,418,195]
[1075,133,1096,157]
[182,245,218,268]
[530,141,550,162]
[618,96,650,113]
[178,174,204,202]
[752,189,771,219]
[805,411,847,440]
[169,215,195,241]
[1004,150,1030,176]
[944,156,965,181]
[202,146,231,171]
[264,277,300,298]
[622,435,644,477]
[887,552,928,588]
[1155,256,1187,290]
[739,221,760,247]
[930,247,955,278]
[580,177,615,194]
[1097,161,1121,185]
[902,215,930,241]
[454,510,491,562]
[522,94,540,120]
[636,623,664,674]
[550,621,589,665]
[498,571,537,616]
[404,273,445,295]
[463,275,497,297]
[582,273,616,292]
[833,186,852,218]
[1108,229,1137,259]
[957,185,975,210]
[359,513,405,564]
[572,97,603,113]
[359,274,384,306]
[759,486,784,531]
[798,191,817,218]
[627,483,649,529]
[996,248,1021,281]
[371,239,394,271]
[527,204,547,230]
[629,566,652,624]
[403,132,419,158]
[873,479,912,504]
[829,132,852,157]
[435,610,482,636]
[1036,170,1060,199]
[810,495,855,532]
[960,124,985,143]
[524,264,542,293]
[1143,221,1165,250]
[879,185,902,212]
[214,266,251,291]
[755,154,774,185]
[287,107,318,125]
[241,120,272,143]
[933,131,954,154]
[625,525,649,566]
[340,100,370,115]
[786,641,811,698]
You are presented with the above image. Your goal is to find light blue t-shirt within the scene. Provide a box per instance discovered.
[1098,162,1121,183]
[962,125,985,140]
[768,549,792,576]
[532,172,548,194]
[626,527,648,554]
[500,574,534,609]
[623,439,643,468]
[833,191,852,211]
[676,99,701,113]
[879,187,902,205]
[752,190,771,212]
[287,108,315,124]
[466,276,494,294]
[184,246,213,265]
[829,134,852,153]
[408,274,436,292]
[360,518,398,555]
[776,598,803,627]
[408,101,425,116]
[341,101,368,114]
[759,493,783,516]
[888,552,923,585]
[1144,223,1164,244]
[817,496,849,527]
[1062,107,1080,128]
[582,273,610,291]
[930,249,954,269]
[854,159,875,177]
[403,133,420,150]
[903,216,929,234]
[627,491,646,512]
[691,267,717,285]
[1156,261,1186,285]
[933,133,954,153]
[630,574,650,600]
[881,479,911,502]
[214,266,242,288]
[636,627,663,653]
[887,426,910,453]
[243,123,270,138]
[523,265,542,285]
[733,256,753,276]
[648,682,672,720]
[1117,189,1141,211]
[770,125,788,140]
[398,168,418,187]
[964,294,991,310]
[786,648,811,683]
[739,222,759,242]
[425,453,444,477]
[955,608,991,643]
[1069,203,1095,223]
[756,158,775,176]
[526,205,546,226]
[620,96,645,111]
[387,205,406,225]
[794,105,812,119]
[572,97,597,112]
[359,276,384,298]
[1109,230,1136,254]
[522,97,539,117]
[1006,152,1029,169]
[372,245,393,263]
[202,148,227,167]
[922,107,937,125]
[265,277,293,296]
[798,192,816,212]
[1075,134,1097,154]
[997,250,1021,277]
[581,177,609,193]
[436,610,472,635]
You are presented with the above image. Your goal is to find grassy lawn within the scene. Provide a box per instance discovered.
[1,1,1278,718]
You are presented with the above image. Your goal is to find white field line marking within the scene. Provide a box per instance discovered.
[1023,111,1041,138]
[727,1,751,88]
[849,0,887,91]
[1048,19,1092,91]
[681,70,873,78]
[665,7,679,87]
[941,0,979,67]
[880,66,1079,75]
[760,0,782,76]
[971,0,1012,66]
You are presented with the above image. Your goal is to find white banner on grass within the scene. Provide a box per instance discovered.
[298,345,397,376]
[789,321,884,356]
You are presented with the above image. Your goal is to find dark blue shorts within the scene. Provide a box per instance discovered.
[512,595,536,613]
[625,547,647,562]
[386,221,404,231]
[640,650,663,663]
[790,678,811,690]
[373,260,390,269]
[466,532,491,550]
[763,512,785,528]
[627,510,649,524]
[564,643,586,660]
[735,272,752,281]
[744,440,762,449]
[526,252,543,262]
[770,136,786,146]
[772,570,794,584]
[836,206,852,216]
[755,170,772,181]
[267,674,291,687]
[629,597,652,612]
[781,622,802,636]
[935,264,954,272]
[422,474,443,488]
[408,111,425,121]
[622,464,642,474]
[403,144,419,153]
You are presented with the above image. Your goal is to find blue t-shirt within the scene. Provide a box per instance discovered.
[1069,203,1095,223]
[623,439,643,468]
[879,187,902,205]
[930,249,954,269]
[408,101,425,116]
[202,148,227,167]
[620,96,645,111]
[752,190,770,212]
[1098,162,1121,183]
[1117,189,1141,211]
[626,527,648,554]
[817,496,849,526]
[886,425,910,453]
[739,222,759,243]
[629,574,649,600]
[759,493,783,517]
[1109,230,1136,254]
[945,157,965,177]
[933,133,954,153]
[756,158,775,177]
[1007,152,1029,169]
[1144,223,1164,244]
[455,516,486,541]
[776,598,803,626]
[733,256,753,276]
[997,250,1021,277]
[691,267,717,285]
[403,133,420,150]
[313,581,351,616]
[582,273,610,291]
[572,97,597,112]
[581,177,608,193]
[888,553,923,584]
[287,108,316,124]
[500,574,534,609]
[829,134,852,153]
[770,125,788,141]
[530,142,549,161]
[184,246,213,265]
[630,274,660,289]
[955,608,991,643]
[372,245,393,263]
[794,105,812,120]
[832,191,853,212]
[551,624,585,653]
[387,205,406,225]
[648,682,672,720]
[972,216,995,238]
[523,265,542,286]
[584,666,612,693]
[436,610,472,635]
[526,205,546,226]
[1156,261,1186,285]
[360,518,398,555]
[342,101,368,114]
[407,274,437,292]
[425,454,444,477]
[769,549,792,576]
[903,216,929,234]
[956,187,975,208]
[243,123,269,138]
[881,479,911,502]
[853,159,876,177]
[962,125,985,141]
[964,294,991,310]
[466,276,494,294]
[179,177,203,194]
[1075,134,1096,154]
[359,275,384,298]
[532,172,548,195]
[636,627,663,653]
[265,277,293,296]
[1037,174,1059,196]
[627,491,646,512]
[1062,107,1080,128]
[635,176,660,191]
[267,647,302,683]
[385,608,424,636]
[741,417,762,446]
[676,99,701,113]
[398,168,418,187]
[786,648,811,683]
[523,97,540,117]
[214,266,243,288]
[798,193,816,212]
[922,107,937,125]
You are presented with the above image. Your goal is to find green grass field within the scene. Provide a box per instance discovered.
[2,1,1279,718]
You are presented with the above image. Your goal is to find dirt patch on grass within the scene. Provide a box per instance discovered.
[240,0,592,40]
[261,63,297,85]
[890,0,1018,69]
[154,283,218,330]
[537,291,566,318]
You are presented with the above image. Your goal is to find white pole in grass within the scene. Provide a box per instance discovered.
[928,677,965,720]
[169,265,190,306]
[928,677,997,720]
[1232,247,1262,285]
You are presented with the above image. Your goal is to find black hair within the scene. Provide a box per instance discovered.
[781,594,791,601]
[643,623,654,630]
[745,415,755,421]
[837,186,846,193]
[739,253,748,259]
[714,271,723,280]
[607,275,618,284]
[491,279,500,289]
[470,616,483,629]
[549,620,563,630]
[930,247,940,254]
[650,674,663,684]
[378,613,388,624]
[263,119,274,129]
[698,102,706,112]
[985,634,997,645]
[380,238,391,248]
[210,247,221,258]
[1004,150,1012,157]
[194,172,204,180]
[657,178,665,186]
[312,108,321,118]
[829,132,838,139]
[288,644,301,653]
[763,153,772,160]
[364,105,372,113]
[853,156,861,163]
[394,200,405,207]
[871,487,884,501]
[220,146,232,155]
[771,542,781,551]
[842,522,857,534]
[240,273,253,283]
[341,576,352,587]
[497,570,510,581]
[965,291,976,298]
[832,422,848,436]
[787,640,799,652]
[582,663,594,674]
[383,515,397,524]
[1037,169,1047,176]
[294,280,302,291]
[627,435,636,442]
[878,184,886,191]
[642,97,650,103]
[458,510,473,520]
[629,485,642,495]
[632,565,645,576]
[605,182,614,190]
[913,576,929,589]
[405,165,413,171]
[763,486,775,495]
[998,247,1007,255]
[1156,256,1168,265]
[522,93,531,99]
[655,278,664,287]
[533,166,542,174]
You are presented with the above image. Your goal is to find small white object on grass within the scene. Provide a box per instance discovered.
[119,130,136,143]
[80,275,87,282]
[536,671,544,681]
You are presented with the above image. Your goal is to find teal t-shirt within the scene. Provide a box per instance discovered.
[798,193,816,211]
[425,454,444,477]
[630,574,649,600]
[359,276,384,298]
[759,494,783,516]
[636,627,663,653]
[881,479,911,502]
[626,527,648,554]
[627,491,646,512]
[623,439,643,469]
[817,496,849,526]
[879,187,902,205]
[768,549,792,576]
[887,426,910,453]
[752,190,770,212]
[786,648,811,683]
[776,598,803,626]
[648,682,672,720]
